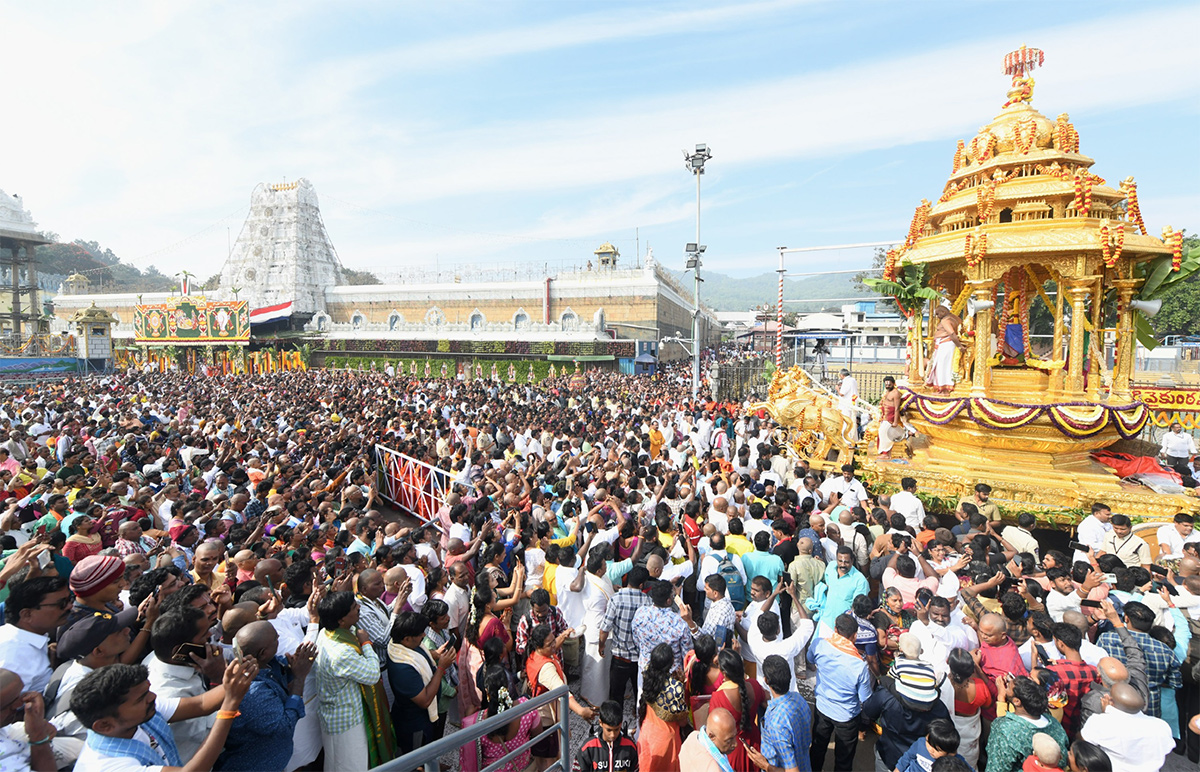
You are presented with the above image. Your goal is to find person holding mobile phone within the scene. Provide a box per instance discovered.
[388,610,457,759]
[147,605,228,759]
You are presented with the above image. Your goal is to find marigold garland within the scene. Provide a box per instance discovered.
[964,228,988,269]
[906,200,932,247]
[1054,113,1079,153]
[1100,221,1125,268]
[1162,226,1184,271]
[1071,170,1094,217]
[1119,178,1147,236]
[969,131,997,164]
[1013,116,1038,154]
[883,248,900,281]
[952,140,965,173]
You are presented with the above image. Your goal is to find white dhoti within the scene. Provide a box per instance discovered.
[581,637,612,707]
[838,396,859,441]
[878,420,895,455]
[321,722,369,772]
[925,338,956,389]
[287,701,323,772]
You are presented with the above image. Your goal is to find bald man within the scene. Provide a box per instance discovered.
[220,605,260,648]
[255,558,285,596]
[1080,682,1174,772]
[1079,600,1150,728]
[225,622,316,772]
[679,707,738,772]
[974,612,1029,685]
[788,537,825,606]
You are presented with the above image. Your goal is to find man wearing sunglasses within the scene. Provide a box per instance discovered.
[0,576,71,695]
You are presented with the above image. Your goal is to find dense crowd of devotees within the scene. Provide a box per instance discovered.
[0,366,1199,772]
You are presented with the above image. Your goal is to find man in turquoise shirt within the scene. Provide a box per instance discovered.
[740,532,785,586]
[810,547,869,630]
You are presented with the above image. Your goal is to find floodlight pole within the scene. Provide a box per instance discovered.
[684,143,711,402]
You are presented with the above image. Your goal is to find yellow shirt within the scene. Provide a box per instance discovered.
[725,534,755,557]
[192,567,227,591]
[543,563,559,606]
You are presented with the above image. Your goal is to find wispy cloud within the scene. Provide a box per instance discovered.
[1,2,1196,281]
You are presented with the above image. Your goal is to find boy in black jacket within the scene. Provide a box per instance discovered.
[573,701,638,772]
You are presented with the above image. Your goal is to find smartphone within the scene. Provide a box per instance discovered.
[37,549,51,570]
[174,642,209,662]
[1154,580,1179,596]
[446,632,460,650]
[1067,540,1089,553]
[1149,564,1168,576]
[1079,599,1102,609]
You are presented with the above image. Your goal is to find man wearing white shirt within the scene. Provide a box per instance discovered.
[909,596,973,674]
[1159,421,1197,476]
[890,477,926,532]
[706,497,730,535]
[1156,513,1200,561]
[1073,502,1112,564]
[555,544,586,673]
[576,550,615,707]
[1078,682,1174,772]
[696,534,746,611]
[0,576,70,696]
[837,369,860,440]
[817,464,868,510]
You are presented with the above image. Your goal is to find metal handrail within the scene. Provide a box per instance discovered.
[370,684,571,772]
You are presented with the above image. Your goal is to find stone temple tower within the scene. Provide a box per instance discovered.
[218,178,343,318]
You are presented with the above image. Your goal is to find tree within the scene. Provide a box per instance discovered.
[200,273,220,291]
[854,247,896,314]
[342,268,382,285]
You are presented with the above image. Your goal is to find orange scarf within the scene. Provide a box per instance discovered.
[828,633,863,660]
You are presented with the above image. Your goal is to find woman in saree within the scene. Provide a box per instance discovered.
[708,648,767,772]
[638,643,689,772]
[684,633,722,728]
[525,623,595,771]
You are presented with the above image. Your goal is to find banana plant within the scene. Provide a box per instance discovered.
[864,261,944,380]
[862,261,944,317]
[1132,244,1200,350]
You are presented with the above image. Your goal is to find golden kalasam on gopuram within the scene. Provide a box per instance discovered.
[758,47,1199,529]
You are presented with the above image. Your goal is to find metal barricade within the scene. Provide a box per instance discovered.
[369,684,571,772]
[373,444,466,522]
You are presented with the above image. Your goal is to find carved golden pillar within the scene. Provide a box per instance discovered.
[1052,280,1065,362]
[968,279,997,397]
[1064,280,1095,395]
[1110,278,1140,401]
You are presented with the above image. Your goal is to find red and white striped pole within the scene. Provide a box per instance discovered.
[776,248,785,368]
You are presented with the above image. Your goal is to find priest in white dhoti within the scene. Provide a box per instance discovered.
[925,305,963,394]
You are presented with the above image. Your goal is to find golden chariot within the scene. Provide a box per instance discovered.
[758,47,1198,527]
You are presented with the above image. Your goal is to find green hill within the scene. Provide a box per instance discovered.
[668,269,868,312]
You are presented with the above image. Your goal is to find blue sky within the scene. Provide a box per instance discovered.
[4,0,1198,284]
